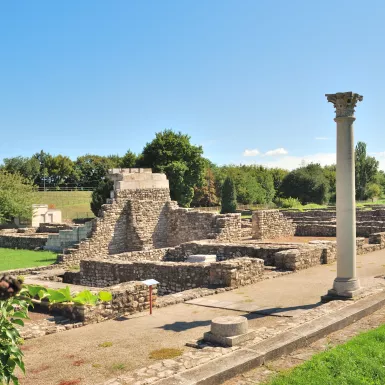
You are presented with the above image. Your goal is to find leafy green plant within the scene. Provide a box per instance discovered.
[0,291,30,385]
[0,281,112,384]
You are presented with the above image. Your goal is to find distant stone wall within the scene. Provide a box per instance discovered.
[78,258,264,293]
[252,210,296,240]
[282,208,385,237]
[0,234,48,250]
[45,222,93,252]
[51,281,155,324]
[37,223,73,233]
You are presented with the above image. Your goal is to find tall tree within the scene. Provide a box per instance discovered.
[137,130,205,207]
[355,142,379,200]
[220,177,237,213]
[0,171,35,222]
[120,150,137,168]
[2,157,40,182]
[280,163,330,205]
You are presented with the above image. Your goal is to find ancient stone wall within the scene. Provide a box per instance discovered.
[78,258,264,294]
[282,208,385,238]
[58,169,242,265]
[252,210,296,240]
[0,233,48,250]
[51,282,155,324]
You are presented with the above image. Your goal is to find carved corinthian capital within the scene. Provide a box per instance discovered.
[325,92,363,118]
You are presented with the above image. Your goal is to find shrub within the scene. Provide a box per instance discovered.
[220,177,237,214]
[274,197,302,209]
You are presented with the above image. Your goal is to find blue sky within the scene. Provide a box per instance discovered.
[0,0,384,170]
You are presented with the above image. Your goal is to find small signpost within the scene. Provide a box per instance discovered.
[141,279,159,315]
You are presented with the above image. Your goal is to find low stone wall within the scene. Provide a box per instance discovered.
[78,258,264,294]
[165,241,311,267]
[51,281,155,324]
[0,234,48,250]
[37,223,74,233]
[252,210,296,240]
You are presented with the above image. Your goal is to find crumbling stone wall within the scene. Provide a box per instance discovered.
[78,258,264,293]
[51,281,155,324]
[282,208,385,237]
[252,210,296,240]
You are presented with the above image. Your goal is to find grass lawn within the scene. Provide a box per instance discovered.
[0,248,57,271]
[32,191,94,220]
[266,323,385,385]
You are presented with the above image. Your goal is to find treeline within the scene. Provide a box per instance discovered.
[1,130,384,214]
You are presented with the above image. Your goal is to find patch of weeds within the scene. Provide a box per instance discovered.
[68,265,80,272]
[92,363,102,368]
[58,380,81,385]
[243,299,254,303]
[149,348,183,360]
[111,363,126,371]
[98,341,113,348]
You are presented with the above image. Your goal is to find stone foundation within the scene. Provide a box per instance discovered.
[252,210,296,240]
[76,258,264,293]
[51,281,155,324]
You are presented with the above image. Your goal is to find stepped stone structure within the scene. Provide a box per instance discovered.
[58,169,242,264]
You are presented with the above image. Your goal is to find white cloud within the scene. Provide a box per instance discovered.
[265,148,288,156]
[315,137,330,140]
[372,152,385,171]
[242,152,337,170]
[243,148,260,157]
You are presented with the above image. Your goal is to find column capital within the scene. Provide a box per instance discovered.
[325,92,363,118]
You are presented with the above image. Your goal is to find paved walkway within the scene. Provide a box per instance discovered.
[19,249,385,385]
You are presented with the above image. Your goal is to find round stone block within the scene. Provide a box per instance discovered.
[210,316,248,337]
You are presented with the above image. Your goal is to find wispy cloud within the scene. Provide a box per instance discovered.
[315,137,330,140]
[243,149,260,157]
[265,148,288,156]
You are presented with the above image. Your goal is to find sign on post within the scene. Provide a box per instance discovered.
[141,279,160,315]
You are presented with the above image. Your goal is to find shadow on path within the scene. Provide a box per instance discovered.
[157,320,212,332]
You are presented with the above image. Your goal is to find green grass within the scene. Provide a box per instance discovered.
[0,248,57,271]
[32,191,93,220]
[265,323,385,385]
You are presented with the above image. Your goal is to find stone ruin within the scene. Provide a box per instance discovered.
[251,208,385,239]
[58,168,242,265]
[5,169,385,326]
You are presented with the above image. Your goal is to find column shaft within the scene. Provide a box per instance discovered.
[336,117,356,280]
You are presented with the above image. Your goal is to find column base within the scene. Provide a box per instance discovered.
[321,278,362,303]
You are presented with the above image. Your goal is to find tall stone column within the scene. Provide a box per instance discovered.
[323,92,363,300]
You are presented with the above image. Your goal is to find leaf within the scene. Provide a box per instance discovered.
[12,311,28,319]
[11,319,24,327]
[98,291,112,302]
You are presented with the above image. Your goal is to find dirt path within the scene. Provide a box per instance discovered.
[18,248,385,385]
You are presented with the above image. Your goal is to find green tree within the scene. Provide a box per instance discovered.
[323,165,336,202]
[365,183,382,202]
[0,171,35,223]
[120,150,137,168]
[2,157,40,182]
[191,166,219,207]
[74,155,119,188]
[137,130,205,207]
[221,177,237,213]
[269,168,289,196]
[280,163,330,205]
[90,178,114,216]
[355,142,379,200]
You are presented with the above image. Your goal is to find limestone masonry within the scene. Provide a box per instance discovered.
[58,169,241,264]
